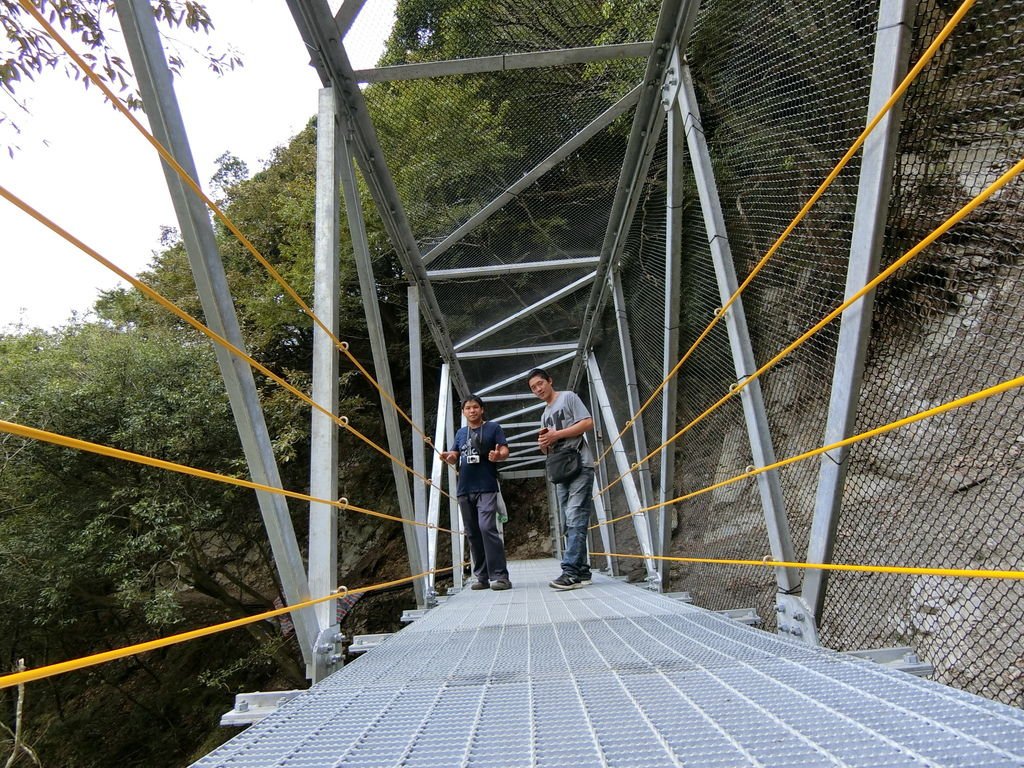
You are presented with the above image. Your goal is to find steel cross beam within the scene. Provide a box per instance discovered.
[114,0,318,665]
[422,86,642,266]
[568,0,700,390]
[285,0,470,397]
[476,352,576,396]
[426,257,599,281]
[457,343,578,359]
[453,272,596,351]
[355,42,653,83]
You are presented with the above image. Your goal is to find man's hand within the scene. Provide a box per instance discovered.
[488,445,508,462]
[441,450,458,466]
[537,427,557,451]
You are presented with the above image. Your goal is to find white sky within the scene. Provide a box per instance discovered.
[0,0,396,331]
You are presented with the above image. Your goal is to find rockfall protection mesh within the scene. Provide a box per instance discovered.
[356,0,1024,705]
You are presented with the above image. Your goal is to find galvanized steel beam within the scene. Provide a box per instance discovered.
[588,355,659,585]
[677,61,800,593]
[453,272,596,351]
[657,86,684,579]
[611,270,655,511]
[427,257,599,281]
[476,352,576,396]
[409,286,429,567]
[309,87,342,632]
[569,0,700,389]
[285,0,470,396]
[426,364,451,594]
[422,86,642,266]
[355,42,653,83]
[804,0,916,622]
[337,111,426,607]
[456,343,577,359]
[114,0,318,664]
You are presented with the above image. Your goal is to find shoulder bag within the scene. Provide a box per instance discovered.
[546,447,582,484]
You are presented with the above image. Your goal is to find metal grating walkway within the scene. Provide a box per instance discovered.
[194,560,1024,767]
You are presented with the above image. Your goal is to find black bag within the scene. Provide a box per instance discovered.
[546,448,582,484]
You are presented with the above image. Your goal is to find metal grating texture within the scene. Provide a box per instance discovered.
[194,560,1024,767]
[817,0,1024,706]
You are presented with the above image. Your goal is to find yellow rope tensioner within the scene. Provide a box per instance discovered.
[0,567,453,691]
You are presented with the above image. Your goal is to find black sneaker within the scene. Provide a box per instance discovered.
[579,573,593,586]
[471,580,489,590]
[490,579,512,591]
[549,573,583,590]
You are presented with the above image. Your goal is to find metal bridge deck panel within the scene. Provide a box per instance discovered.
[193,559,1024,767]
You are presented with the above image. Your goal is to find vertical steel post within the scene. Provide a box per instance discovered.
[426,363,451,594]
[309,88,342,631]
[587,364,618,574]
[445,393,464,591]
[408,286,429,565]
[804,0,915,621]
[610,271,656,511]
[114,0,317,664]
[658,63,685,581]
[677,60,800,592]
[587,355,659,584]
[336,115,426,607]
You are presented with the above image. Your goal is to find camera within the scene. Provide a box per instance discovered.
[466,454,480,464]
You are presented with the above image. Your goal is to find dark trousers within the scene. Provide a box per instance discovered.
[458,491,508,582]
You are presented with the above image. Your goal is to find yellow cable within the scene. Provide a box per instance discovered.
[0,566,455,690]
[594,552,1024,581]
[593,0,976,469]
[590,373,1024,531]
[14,0,442,461]
[0,183,450,500]
[0,418,453,534]
[598,154,1024,497]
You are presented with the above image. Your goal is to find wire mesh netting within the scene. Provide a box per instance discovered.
[356,0,1024,706]
[817,0,1024,705]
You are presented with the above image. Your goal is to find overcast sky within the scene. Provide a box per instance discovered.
[0,0,395,331]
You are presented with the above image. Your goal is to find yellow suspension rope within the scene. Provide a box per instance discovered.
[0,417,453,534]
[0,566,457,690]
[592,373,1024,530]
[598,154,1024,497]
[593,0,977,469]
[13,0,442,462]
[0,184,451,500]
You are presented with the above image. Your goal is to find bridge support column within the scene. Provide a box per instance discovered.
[675,58,801,595]
[114,0,318,664]
[309,87,342,633]
[804,0,916,622]
[336,112,426,607]
[588,355,659,585]
[426,364,452,595]
[657,60,685,581]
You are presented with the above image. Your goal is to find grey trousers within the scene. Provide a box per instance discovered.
[458,492,509,582]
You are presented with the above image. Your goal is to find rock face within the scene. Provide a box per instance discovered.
[645,0,1024,707]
